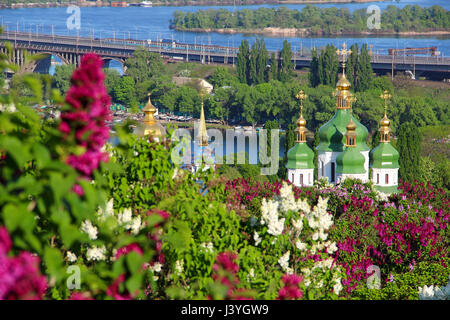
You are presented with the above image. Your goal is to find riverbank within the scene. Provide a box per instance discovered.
[173,26,450,37]
[0,0,386,10]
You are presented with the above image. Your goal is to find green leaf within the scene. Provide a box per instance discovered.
[126,251,143,275]
[166,220,192,251]
[44,247,65,282]
[0,136,29,167]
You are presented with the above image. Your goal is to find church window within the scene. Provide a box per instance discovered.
[331,162,335,182]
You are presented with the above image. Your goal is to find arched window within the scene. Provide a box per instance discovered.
[300,174,304,185]
[385,174,389,184]
[321,161,324,177]
[291,173,294,183]
[377,174,379,184]
[331,162,335,182]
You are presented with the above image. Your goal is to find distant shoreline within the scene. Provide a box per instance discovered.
[173,27,450,37]
[0,0,386,10]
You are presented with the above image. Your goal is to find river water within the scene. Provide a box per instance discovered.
[1,0,449,56]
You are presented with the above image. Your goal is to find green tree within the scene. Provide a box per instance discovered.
[103,68,121,101]
[319,45,339,86]
[309,48,320,87]
[124,47,164,84]
[208,67,236,88]
[279,40,293,83]
[397,122,422,183]
[249,39,260,85]
[113,76,137,107]
[284,122,296,160]
[237,40,250,84]
[52,64,75,95]
[257,39,269,84]
[346,43,359,88]
[270,52,278,81]
[355,44,373,92]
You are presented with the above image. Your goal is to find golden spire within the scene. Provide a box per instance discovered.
[345,96,357,147]
[379,90,392,143]
[137,93,166,140]
[295,90,308,143]
[335,43,352,109]
[197,92,209,147]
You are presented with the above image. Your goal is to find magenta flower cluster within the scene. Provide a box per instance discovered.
[210,252,253,300]
[59,53,111,186]
[277,274,304,300]
[0,227,47,300]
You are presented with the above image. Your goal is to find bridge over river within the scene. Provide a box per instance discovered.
[1,31,449,80]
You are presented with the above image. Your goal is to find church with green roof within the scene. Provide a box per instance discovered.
[286,44,399,194]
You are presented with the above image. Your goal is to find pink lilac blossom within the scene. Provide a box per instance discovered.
[59,53,111,189]
[0,227,47,300]
[277,274,304,300]
[209,252,253,300]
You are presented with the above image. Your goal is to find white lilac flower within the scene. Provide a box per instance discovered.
[118,208,133,225]
[292,218,303,234]
[304,278,311,287]
[175,260,184,274]
[98,198,115,221]
[312,231,319,241]
[86,245,107,261]
[172,168,179,180]
[66,251,77,263]
[278,251,292,273]
[260,198,285,236]
[333,280,343,296]
[295,240,307,251]
[253,231,261,246]
[268,217,285,236]
[296,199,310,215]
[80,220,98,240]
[327,242,338,254]
[278,183,298,213]
[200,242,214,252]
[150,262,162,273]
[129,216,142,235]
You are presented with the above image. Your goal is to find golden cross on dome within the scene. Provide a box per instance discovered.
[296,90,307,114]
[336,43,352,74]
[380,90,392,116]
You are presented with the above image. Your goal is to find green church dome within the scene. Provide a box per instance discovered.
[336,147,366,174]
[286,143,315,169]
[317,109,370,153]
[370,142,400,169]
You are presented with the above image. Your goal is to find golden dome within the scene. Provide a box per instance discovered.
[297,116,307,127]
[336,73,351,90]
[135,94,166,141]
[347,118,357,132]
[380,115,390,127]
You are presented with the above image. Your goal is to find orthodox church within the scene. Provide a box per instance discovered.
[137,92,214,173]
[137,44,399,194]
[286,44,400,194]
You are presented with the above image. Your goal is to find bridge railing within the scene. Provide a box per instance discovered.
[1,30,450,66]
